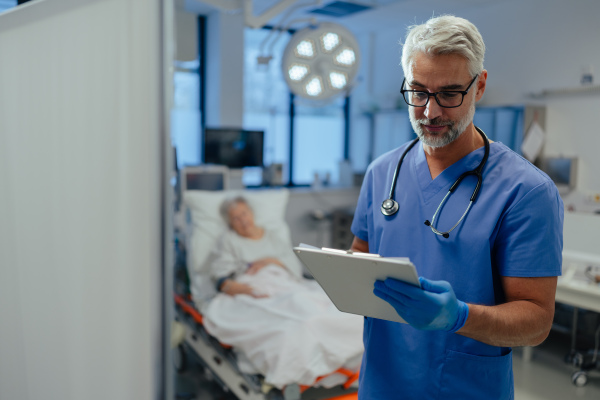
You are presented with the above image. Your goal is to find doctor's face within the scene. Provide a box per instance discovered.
[406,52,479,148]
[228,201,256,238]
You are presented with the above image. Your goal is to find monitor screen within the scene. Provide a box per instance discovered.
[544,158,572,186]
[542,157,577,195]
[204,128,264,168]
[185,172,226,191]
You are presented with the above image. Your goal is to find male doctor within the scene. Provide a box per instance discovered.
[350,15,563,399]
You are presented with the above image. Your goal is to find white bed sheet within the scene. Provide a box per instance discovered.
[202,265,364,389]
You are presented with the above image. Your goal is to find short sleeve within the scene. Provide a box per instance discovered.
[494,181,564,277]
[208,233,243,281]
[351,166,374,243]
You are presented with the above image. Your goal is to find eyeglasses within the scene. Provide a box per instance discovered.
[400,74,479,108]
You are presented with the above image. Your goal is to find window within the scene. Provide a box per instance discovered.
[244,28,291,183]
[244,27,348,186]
[171,16,205,170]
[171,67,201,169]
[473,106,524,152]
[294,98,345,184]
[0,0,17,13]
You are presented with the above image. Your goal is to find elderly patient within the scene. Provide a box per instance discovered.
[201,196,364,389]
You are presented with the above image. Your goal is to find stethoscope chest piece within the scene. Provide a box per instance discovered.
[381,199,399,216]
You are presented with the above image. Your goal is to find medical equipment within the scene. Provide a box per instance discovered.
[541,156,578,195]
[203,128,264,169]
[556,212,600,387]
[380,126,490,238]
[282,22,361,101]
[181,165,230,192]
[558,256,600,387]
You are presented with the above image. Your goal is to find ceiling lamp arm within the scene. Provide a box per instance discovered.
[258,0,320,62]
[273,0,321,29]
[270,17,316,48]
[198,0,243,12]
[243,0,300,29]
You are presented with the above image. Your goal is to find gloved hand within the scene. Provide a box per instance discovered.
[373,277,469,332]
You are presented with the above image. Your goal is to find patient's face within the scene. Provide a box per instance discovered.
[228,202,256,238]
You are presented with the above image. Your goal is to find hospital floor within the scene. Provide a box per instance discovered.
[174,330,600,400]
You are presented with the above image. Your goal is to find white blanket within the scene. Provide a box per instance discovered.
[203,265,364,389]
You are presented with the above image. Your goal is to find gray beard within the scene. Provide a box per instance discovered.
[409,102,476,148]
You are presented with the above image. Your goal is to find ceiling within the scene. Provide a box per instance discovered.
[183,0,502,32]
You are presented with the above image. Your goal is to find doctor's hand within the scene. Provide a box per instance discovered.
[373,277,469,332]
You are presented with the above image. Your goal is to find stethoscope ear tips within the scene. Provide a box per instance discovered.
[442,233,450,238]
[424,220,431,226]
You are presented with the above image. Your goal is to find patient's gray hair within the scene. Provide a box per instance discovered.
[401,15,485,78]
[219,196,252,226]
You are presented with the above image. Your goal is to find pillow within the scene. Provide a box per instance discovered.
[183,189,290,308]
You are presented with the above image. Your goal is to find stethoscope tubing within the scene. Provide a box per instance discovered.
[387,138,420,200]
[381,126,490,238]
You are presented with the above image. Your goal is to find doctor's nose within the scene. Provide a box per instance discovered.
[424,97,443,120]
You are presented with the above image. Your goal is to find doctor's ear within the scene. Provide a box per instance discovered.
[475,70,488,101]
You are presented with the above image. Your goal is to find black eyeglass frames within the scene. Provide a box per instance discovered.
[400,74,479,108]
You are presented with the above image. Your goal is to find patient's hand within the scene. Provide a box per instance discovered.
[247,257,284,275]
[221,280,268,298]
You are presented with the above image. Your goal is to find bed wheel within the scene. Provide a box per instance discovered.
[265,389,284,400]
[572,371,588,387]
[173,344,187,373]
[282,384,301,400]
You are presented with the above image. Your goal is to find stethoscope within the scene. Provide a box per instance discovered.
[380,126,490,238]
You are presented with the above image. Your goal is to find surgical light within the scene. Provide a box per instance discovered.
[289,64,309,81]
[295,40,315,58]
[335,48,355,66]
[282,22,361,101]
[329,72,347,89]
[306,77,323,97]
[321,32,339,52]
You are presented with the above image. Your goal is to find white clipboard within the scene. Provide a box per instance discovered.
[293,245,420,324]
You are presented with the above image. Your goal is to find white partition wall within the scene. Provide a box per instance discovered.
[0,1,166,399]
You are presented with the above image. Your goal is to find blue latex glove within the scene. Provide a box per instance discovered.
[373,277,469,332]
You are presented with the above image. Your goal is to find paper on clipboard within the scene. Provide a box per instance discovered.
[293,244,420,324]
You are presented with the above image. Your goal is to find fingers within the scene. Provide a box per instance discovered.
[418,277,451,294]
[375,278,451,307]
[246,265,259,275]
[246,263,265,275]
[374,281,413,306]
[381,277,452,296]
[235,282,268,298]
[374,287,403,309]
[382,278,425,299]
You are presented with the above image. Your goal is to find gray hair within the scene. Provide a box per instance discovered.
[219,196,252,226]
[401,15,485,79]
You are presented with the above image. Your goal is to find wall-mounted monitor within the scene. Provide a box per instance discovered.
[541,157,577,195]
[181,165,229,192]
[203,128,264,169]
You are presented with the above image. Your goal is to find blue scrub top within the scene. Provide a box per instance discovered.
[351,140,564,400]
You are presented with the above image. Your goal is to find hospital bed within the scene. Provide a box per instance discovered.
[173,293,359,400]
[173,188,361,400]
